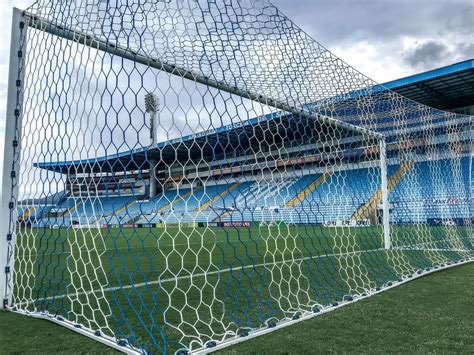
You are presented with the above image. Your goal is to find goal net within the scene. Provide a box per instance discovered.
[1,1,472,353]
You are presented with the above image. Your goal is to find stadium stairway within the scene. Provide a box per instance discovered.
[157,188,198,213]
[351,161,412,222]
[211,182,255,222]
[196,183,238,211]
[114,199,139,216]
[389,158,472,224]
[215,176,326,223]
[213,207,234,223]
[61,200,82,217]
[284,173,330,208]
[97,198,138,225]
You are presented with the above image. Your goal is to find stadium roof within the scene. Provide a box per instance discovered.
[34,111,370,174]
[35,60,473,175]
[382,59,474,111]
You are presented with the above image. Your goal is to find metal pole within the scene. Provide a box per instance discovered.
[149,160,157,198]
[1,8,27,308]
[379,138,391,250]
[149,111,157,145]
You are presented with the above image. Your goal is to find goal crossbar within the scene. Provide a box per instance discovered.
[26,12,382,141]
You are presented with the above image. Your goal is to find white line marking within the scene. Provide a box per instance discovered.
[394,247,470,252]
[16,234,378,256]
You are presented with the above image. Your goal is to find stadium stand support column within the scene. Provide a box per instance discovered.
[380,138,391,250]
[0,8,26,308]
[150,160,157,198]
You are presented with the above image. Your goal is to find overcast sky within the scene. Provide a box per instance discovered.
[274,0,473,81]
[1,0,473,113]
[1,0,472,128]
[0,0,473,182]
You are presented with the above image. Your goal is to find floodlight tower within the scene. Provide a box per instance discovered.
[145,93,159,198]
[145,93,159,144]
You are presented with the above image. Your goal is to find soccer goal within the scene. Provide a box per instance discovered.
[1,1,472,353]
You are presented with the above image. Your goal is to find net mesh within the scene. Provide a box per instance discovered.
[4,0,473,353]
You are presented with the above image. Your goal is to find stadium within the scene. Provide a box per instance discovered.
[1,1,473,354]
[22,61,473,229]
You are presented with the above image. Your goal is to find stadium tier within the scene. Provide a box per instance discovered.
[391,158,472,224]
[19,158,472,228]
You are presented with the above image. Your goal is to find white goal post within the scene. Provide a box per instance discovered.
[1,7,26,309]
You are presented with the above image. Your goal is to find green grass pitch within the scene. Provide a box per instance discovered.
[9,225,473,352]
[1,262,472,354]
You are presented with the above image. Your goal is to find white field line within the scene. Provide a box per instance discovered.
[16,247,385,306]
[393,239,472,252]
[17,238,259,256]
[19,237,471,257]
[394,246,471,252]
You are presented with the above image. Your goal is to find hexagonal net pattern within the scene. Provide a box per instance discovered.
[3,0,473,353]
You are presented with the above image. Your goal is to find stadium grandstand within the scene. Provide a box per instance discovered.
[20,59,473,230]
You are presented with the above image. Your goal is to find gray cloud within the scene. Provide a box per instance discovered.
[458,42,474,58]
[273,0,472,45]
[273,0,473,78]
[445,7,474,36]
[403,41,450,70]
